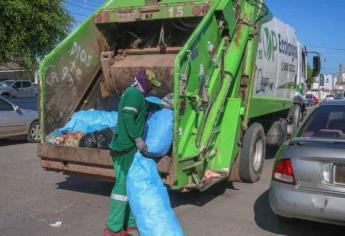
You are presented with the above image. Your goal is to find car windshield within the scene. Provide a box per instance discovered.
[298,105,345,139]
[0,80,14,88]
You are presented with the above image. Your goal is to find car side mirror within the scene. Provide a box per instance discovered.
[12,85,19,91]
[312,55,321,77]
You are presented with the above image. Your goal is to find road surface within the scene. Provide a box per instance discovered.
[0,139,344,236]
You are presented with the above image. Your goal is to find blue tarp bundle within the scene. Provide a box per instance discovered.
[127,109,184,236]
[56,110,118,134]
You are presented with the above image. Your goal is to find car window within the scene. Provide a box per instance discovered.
[0,80,14,88]
[22,81,31,88]
[299,105,345,139]
[0,99,14,111]
[13,81,22,89]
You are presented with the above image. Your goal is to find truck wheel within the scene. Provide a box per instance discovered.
[239,123,266,183]
[266,121,286,146]
[27,120,41,143]
[291,104,302,134]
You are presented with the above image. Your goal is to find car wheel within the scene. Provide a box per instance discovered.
[239,123,266,183]
[27,120,41,143]
[1,92,10,98]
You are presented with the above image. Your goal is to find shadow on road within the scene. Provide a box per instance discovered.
[0,136,28,147]
[266,145,279,160]
[254,190,345,235]
[57,176,113,196]
[170,181,235,208]
[56,175,234,209]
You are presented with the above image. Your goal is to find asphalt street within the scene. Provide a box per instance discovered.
[0,138,344,236]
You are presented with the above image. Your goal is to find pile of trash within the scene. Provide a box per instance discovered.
[46,110,117,149]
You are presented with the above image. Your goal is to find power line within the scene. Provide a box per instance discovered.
[308,45,345,51]
[68,10,90,18]
[73,0,102,8]
[63,1,97,11]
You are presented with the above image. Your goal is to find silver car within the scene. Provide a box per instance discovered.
[0,96,40,142]
[0,80,37,98]
[269,100,345,225]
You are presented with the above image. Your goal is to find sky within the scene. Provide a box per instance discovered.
[265,0,345,75]
[63,0,104,26]
[64,0,345,75]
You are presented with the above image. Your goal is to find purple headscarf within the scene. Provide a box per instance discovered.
[133,69,151,95]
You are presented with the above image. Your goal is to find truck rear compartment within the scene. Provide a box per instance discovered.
[39,17,202,185]
[39,1,272,190]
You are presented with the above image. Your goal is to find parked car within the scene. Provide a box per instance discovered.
[0,96,40,142]
[269,100,345,225]
[0,80,37,97]
[325,94,335,101]
[305,94,319,106]
[334,93,344,100]
[304,96,313,107]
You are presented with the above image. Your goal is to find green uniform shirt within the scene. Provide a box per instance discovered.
[110,87,147,152]
[109,87,163,152]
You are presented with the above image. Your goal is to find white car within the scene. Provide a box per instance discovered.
[0,96,40,142]
[0,80,37,98]
[325,94,334,101]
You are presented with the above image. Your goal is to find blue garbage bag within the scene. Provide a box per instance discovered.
[56,110,118,134]
[145,96,163,105]
[127,109,184,236]
[144,108,173,157]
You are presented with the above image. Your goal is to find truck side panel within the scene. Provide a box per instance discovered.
[39,12,108,136]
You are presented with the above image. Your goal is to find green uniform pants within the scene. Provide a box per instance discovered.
[106,149,136,232]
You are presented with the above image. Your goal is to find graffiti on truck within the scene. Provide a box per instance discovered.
[46,42,94,96]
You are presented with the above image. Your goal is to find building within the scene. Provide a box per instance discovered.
[0,62,34,82]
[310,73,345,99]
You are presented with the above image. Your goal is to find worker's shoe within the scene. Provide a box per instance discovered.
[126,226,139,236]
[103,228,131,236]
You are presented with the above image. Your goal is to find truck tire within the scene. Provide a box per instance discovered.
[266,121,286,146]
[290,104,302,134]
[27,120,41,143]
[239,123,266,183]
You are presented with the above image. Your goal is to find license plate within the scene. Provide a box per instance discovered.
[334,164,345,185]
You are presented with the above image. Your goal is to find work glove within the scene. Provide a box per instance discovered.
[162,93,173,109]
[135,137,148,154]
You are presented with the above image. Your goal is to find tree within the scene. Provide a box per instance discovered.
[306,64,314,89]
[0,0,73,69]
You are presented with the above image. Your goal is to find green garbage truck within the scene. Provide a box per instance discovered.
[38,0,320,191]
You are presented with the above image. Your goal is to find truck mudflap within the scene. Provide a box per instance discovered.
[38,144,173,184]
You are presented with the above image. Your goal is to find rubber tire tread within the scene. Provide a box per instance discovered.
[239,123,266,183]
[27,120,40,143]
[292,105,302,135]
[266,121,284,146]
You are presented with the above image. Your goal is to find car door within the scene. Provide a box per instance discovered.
[11,81,22,97]
[21,81,33,97]
[0,98,27,138]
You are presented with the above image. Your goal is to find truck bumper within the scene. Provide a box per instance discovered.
[38,144,173,183]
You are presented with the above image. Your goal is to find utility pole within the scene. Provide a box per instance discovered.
[337,64,343,95]
[332,74,334,94]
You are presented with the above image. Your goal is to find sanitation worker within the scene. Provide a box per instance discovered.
[104,69,162,236]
